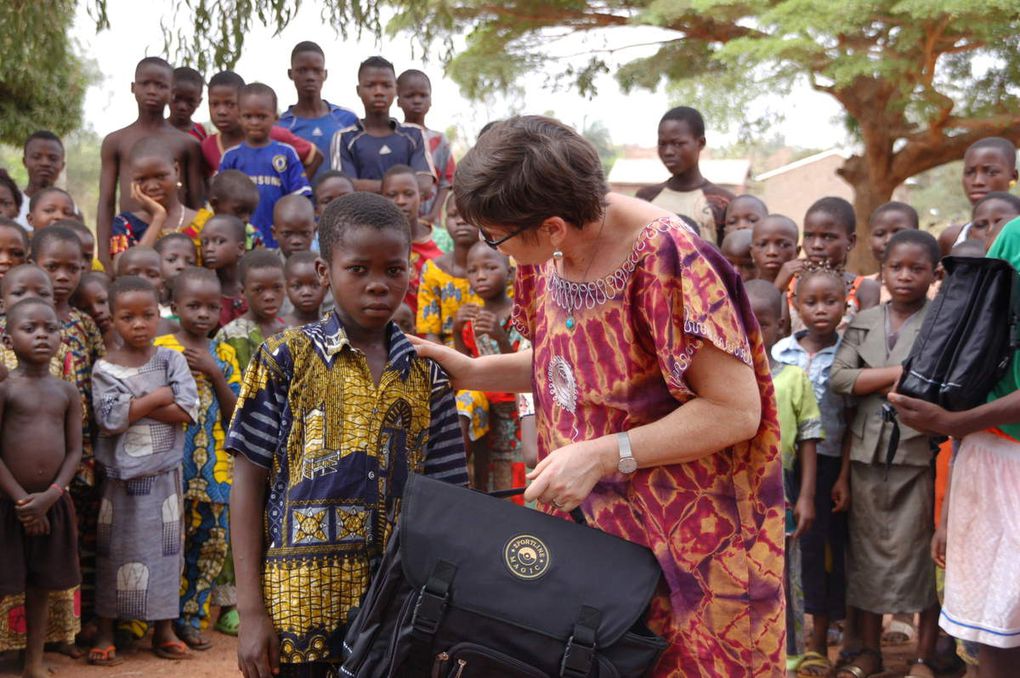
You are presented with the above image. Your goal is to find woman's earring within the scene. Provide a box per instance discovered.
[176,181,183,188]
[553,250,563,260]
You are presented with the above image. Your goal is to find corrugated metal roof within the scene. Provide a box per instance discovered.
[753,148,851,182]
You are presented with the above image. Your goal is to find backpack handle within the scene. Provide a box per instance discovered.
[487,487,587,525]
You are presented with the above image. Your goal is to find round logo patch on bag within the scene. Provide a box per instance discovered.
[504,534,550,580]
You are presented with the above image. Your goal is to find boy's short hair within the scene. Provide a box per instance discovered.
[358,56,395,78]
[72,271,111,306]
[209,70,245,91]
[381,164,417,184]
[319,193,410,262]
[28,186,73,212]
[745,279,784,318]
[806,196,856,235]
[0,218,29,248]
[205,214,247,243]
[30,224,79,259]
[660,106,706,138]
[0,172,23,212]
[209,169,259,205]
[24,130,64,152]
[5,297,57,327]
[56,219,92,237]
[883,229,940,265]
[285,250,320,275]
[171,266,219,301]
[870,201,919,229]
[967,137,1018,169]
[136,56,172,76]
[109,275,158,312]
[727,194,768,214]
[154,231,196,254]
[291,41,324,61]
[116,245,161,275]
[453,115,606,233]
[721,228,753,255]
[974,191,1020,215]
[239,249,285,285]
[396,69,430,88]
[313,170,354,193]
[274,194,315,223]
[1,264,50,296]
[173,66,205,88]
[239,82,277,110]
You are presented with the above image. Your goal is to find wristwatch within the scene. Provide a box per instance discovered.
[616,431,637,474]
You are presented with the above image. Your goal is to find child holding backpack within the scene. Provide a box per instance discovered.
[830,230,941,678]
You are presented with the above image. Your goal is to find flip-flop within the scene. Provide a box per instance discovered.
[87,645,124,666]
[215,608,240,636]
[797,650,834,677]
[153,640,191,660]
[175,624,213,651]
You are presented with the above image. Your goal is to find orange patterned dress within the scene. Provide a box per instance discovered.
[512,216,785,677]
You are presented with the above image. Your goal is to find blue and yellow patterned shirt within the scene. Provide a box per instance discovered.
[224,312,467,665]
[154,334,242,504]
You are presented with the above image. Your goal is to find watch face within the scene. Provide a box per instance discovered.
[618,456,638,474]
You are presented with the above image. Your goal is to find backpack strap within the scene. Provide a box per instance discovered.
[881,402,900,479]
[406,560,457,671]
[560,606,601,677]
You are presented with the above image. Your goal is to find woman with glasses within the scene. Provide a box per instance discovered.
[411,116,785,677]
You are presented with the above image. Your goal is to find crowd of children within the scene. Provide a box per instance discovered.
[0,37,1018,678]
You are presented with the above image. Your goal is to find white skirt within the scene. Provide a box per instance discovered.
[940,431,1020,648]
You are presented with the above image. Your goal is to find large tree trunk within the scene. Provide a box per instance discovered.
[837,155,899,275]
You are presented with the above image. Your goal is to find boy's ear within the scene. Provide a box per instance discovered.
[697,136,706,151]
[847,233,857,251]
[0,333,10,350]
[208,195,220,210]
[314,257,330,288]
[287,67,295,82]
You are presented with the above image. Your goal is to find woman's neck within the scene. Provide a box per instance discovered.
[559,196,646,281]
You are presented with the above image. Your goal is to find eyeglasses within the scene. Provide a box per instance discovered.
[480,223,532,249]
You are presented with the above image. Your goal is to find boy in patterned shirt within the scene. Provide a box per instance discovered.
[227,192,467,677]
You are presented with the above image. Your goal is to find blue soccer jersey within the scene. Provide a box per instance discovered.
[329,118,435,181]
[279,101,358,182]
[220,141,312,248]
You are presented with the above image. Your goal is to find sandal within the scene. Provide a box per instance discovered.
[175,624,213,651]
[797,650,834,677]
[215,607,240,636]
[153,639,191,660]
[881,619,915,646]
[87,645,124,666]
[905,658,935,678]
[835,648,883,678]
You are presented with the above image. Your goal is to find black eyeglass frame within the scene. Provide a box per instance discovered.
[480,223,533,249]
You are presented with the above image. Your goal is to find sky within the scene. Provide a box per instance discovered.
[74,0,848,153]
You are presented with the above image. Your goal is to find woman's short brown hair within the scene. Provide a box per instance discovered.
[454,116,606,232]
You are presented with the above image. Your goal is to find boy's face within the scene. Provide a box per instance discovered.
[795,274,845,337]
[76,280,112,334]
[356,67,396,115]
[34,240,82,304]
[314,177,354,217]
[802,211,854,268]
[212,195,258,224]
[273,215,316,258]
[466,247,509,300]
[239,93,277,145]
[208,84,240,134]
[318,226,410,332]
[381,173,421,226]
[725,198,766,233]
[172,277,221,338]
[286,261,327,316]
[882,242,935,306]
[869,210,914,263]
[972,199,1020,250]
[656,119,703,177]
[159,239,197,280]
[112,290,160,349]
[132,64,173,114]
[0,226,28,278]
[119,252,165,298]
[751,218,799,279]
[27,192,76,230]
[23,138,65,188]
[201,220,245,270]
[0,184,18,220]
[397,75,431,118]
[2,268,53,310]
[289,51,327,99]
[962,147,1018,204]
[750,299,780,352]
[4,303,61,365]
[170,79,203,127]
[446,204,479,247]
[391,303,415,335]
[242,266,286,321]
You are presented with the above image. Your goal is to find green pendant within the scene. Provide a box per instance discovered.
[566,316,576,330]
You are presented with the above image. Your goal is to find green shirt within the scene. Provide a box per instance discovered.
[771,363,825,470]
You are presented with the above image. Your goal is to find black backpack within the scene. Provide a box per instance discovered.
[341,474,668,677]
[884,255,1020,465]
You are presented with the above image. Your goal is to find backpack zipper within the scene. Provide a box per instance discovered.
[431,652,449,678]
[452,658,467,678]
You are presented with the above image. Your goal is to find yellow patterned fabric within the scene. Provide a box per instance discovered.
[415,259,480,346]
[225,314,467,664]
